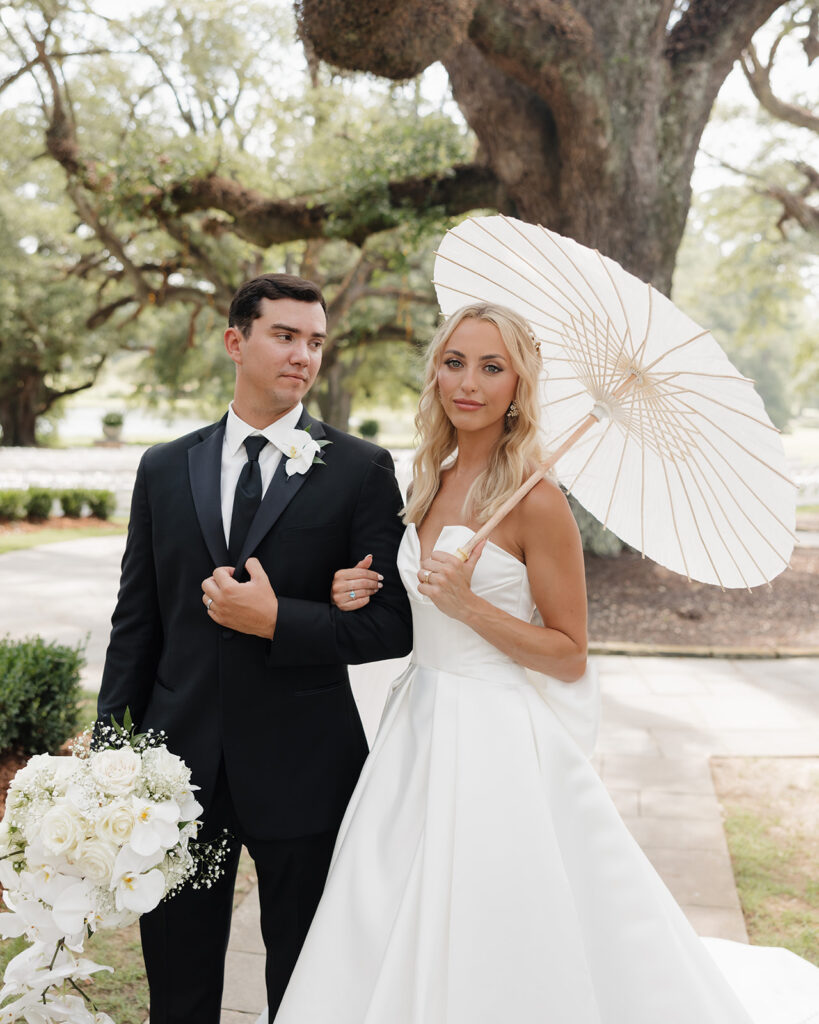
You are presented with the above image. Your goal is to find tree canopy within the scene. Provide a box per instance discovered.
[0,0,815,446]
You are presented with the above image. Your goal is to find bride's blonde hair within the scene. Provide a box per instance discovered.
[403,302,544,527]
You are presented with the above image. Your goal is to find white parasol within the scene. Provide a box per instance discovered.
[433,215,796,589]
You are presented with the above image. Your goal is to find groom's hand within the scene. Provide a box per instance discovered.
[201,558,278,639]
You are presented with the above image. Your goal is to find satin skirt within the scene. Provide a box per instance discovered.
[271,661,819,1023]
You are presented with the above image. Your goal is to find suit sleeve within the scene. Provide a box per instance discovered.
[96,455,163,730]
[267,449,413,667]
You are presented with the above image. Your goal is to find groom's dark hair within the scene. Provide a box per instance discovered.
[228,273,327,337]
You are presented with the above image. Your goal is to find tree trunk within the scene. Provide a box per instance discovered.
[297,0,789,294]
[314,352,355,431]
[0,375,41,447]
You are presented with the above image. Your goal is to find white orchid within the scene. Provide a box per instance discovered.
[127,798,180,857]
[50,880,97,937]
[112,866,165,914]
[276,427,327,477]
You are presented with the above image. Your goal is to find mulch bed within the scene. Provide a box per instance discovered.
[0,516,120,534]
[587,546,819,650]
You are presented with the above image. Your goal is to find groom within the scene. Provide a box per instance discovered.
[96,273,412,1022]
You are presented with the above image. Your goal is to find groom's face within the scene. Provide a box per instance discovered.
[228,297,326,420]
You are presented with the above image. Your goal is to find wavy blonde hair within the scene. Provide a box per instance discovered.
[403,302,545,527]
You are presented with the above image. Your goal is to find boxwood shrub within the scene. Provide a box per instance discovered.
[0,635,84,756]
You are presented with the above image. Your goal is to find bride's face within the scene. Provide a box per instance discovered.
[436,318,519,435]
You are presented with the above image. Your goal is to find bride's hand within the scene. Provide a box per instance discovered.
[331,554,383,611]
[417,541,485,620]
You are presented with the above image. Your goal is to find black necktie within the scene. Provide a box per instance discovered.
[228,435,269,564]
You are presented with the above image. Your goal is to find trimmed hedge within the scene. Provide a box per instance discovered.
[88,489,117,520]
[0,635,84,756]
[59,488,88,518]
[0,490,26,522]
[25,487,54,521]
[0,487,117,522]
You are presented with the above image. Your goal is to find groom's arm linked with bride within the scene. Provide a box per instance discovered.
[95,272,413,1023]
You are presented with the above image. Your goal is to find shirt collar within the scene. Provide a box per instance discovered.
[225,402,304,457]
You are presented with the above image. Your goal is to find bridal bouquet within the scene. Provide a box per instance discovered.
[0,715,224,1023]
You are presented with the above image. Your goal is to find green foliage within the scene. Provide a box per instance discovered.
[25,487,55,521]
[359,418,380,438]
[565,491,627,557]
[0,489,26,521]
[102,412,124,428]
[0,1,470,431]
[59,489,89,518]
[87,489,117,520]
[0,635,84,756]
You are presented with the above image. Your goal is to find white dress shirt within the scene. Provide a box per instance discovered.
[220,402,304,546]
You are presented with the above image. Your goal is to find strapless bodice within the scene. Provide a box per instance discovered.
[398,524,535,678]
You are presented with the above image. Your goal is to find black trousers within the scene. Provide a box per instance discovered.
[139,761,336,1023]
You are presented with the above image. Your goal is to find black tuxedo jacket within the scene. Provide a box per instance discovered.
[97,409,412,840]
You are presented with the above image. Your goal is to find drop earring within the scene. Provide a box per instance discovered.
[506,400,519,420]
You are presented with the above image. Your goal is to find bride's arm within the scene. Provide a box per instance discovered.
[419,479,587,683]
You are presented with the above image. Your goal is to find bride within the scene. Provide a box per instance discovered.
[272,302,819,1023]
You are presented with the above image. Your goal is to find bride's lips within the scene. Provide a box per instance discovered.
[453,399,484,410]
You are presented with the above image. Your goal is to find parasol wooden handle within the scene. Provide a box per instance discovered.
[456,374,637,561]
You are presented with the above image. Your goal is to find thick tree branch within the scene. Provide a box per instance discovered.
[139,164,503,248]
[740,42,819,132]
[665,0,788,63]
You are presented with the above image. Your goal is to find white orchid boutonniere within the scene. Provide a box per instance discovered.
[278,426,331,477]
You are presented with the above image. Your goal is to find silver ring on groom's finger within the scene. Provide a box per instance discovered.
[349,591,356,600]
[206,598,213,611]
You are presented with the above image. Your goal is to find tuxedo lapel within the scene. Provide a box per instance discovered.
[235,409,327,570]
[188,418,229,567]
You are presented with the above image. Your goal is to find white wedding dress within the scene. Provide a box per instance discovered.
[272,525,819,1024]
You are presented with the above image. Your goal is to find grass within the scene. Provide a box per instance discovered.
[714,759,819,966]
[0,520,126,555]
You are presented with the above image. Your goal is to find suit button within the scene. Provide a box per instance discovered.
[222,630,234,640]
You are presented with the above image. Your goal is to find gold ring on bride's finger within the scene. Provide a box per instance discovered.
[424,570,431,583]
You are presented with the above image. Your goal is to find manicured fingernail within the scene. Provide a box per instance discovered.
[377,574,384,581]
[377,582,383,589]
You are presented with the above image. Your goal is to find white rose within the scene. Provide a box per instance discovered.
[40,804,84,857]
[51,756,79,794]
[90,748,141,796]
[95,801,136,846]
[78,838,118,884]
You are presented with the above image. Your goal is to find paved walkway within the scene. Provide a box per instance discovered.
[1,534,818,1021]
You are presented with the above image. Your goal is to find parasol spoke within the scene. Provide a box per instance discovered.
[677,452,769,591]
[682,442,792,573]
[436,233,584,330]
[639,329,712,375]
[603,421,632,529]
[432,270,570,337]
[497,216,610,325]
[661,390,781,434]
[691,432,798,546]
[650,399,729,589]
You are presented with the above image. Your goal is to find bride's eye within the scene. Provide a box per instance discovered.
[484,363,502,374]
[443,358,463,369]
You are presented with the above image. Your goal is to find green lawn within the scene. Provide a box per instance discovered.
[0,521,126,555]
[714,758,819,966]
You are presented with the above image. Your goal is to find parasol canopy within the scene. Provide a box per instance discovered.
[433,215,796,589]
